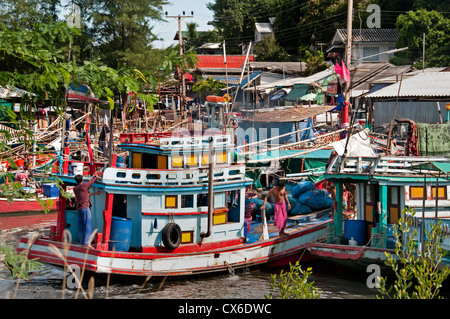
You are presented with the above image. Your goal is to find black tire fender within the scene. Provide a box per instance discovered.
[161,222,182,249]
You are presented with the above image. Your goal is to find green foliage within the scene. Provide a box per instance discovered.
[253,34,289,62]
[265,261,322,299]
[392,9,450,68]
[377,208,450,299]
[192,77,226,100]
[88,0,168,70]
[0,244,43,280]
[302,50,328,76]
[207,0,277,54]
[0,232,43,281]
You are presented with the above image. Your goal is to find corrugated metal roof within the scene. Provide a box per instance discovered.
[255,22,274,34]
[196,55,255,69]
[336,29,399,42]
[240,106,335,122]
[366,72,450,98]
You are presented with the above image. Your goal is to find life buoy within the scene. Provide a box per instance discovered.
[161,222,182,249]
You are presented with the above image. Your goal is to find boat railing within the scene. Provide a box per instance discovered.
[159,134,232,150]
[102,164,246,186]
[119,131,231,147]
[328,155,450,175]
[120,132,174,144]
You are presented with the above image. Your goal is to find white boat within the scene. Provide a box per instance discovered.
[18,131,340,277]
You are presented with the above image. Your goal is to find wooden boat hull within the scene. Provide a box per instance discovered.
[0,197,57,214]
[306,242,395,271]
[17,212,332,277]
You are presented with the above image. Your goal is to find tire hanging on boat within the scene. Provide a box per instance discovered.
[161,222,182,249]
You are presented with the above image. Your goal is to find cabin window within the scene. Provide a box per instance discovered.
[410,186,426,200]
[432,186,447,200]
[197,193,208,208]
[171,155,183,168]
[216,151,227,164]
[214,193,226,209]
[365,184,374,203]
[140,153,167,169]
[389,187,399,206]
[213,210,228,225]
[132,152,142,168]
[165,195,178,208]
[388,186,401,225]
[201,153,210,165]
[181,194,194,208]
[186,153,198,167]
[181,231,194,244]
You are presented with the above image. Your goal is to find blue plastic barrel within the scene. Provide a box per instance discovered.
[344,219,367,246]
[116,156,125,163]
[386,224,396,249]
[65,210,80,243]
[109,216,132,251]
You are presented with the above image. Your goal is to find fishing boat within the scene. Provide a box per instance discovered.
[307,154,450,271]
[0,195,57,214]
[17,129,345,277]
[0,154,59,214]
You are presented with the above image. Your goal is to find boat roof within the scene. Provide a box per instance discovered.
[118,132,235,154]
[325,155,450,185]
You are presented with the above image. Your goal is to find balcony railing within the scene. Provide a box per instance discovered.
[102,165,247,186]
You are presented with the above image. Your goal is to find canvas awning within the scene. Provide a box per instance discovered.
[284,84,309,101]
[300,93,317,101]
[411,161,450,177]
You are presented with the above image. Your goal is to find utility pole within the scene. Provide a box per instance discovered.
[166,11,194,118]
[422,32,425,72]
[341,0,353,128]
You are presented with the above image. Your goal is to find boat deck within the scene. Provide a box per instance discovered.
[246,208,331,244]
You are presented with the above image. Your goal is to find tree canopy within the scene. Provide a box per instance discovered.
[392,9,450,68]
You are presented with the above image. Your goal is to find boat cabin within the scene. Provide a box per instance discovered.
[325,155,450,249]
[54,131,253,253]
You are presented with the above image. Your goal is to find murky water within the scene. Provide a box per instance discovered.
[0,223,381,300]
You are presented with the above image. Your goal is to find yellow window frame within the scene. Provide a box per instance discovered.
[186,153,198,167]
[165,195,178,208]
[171,155,183,168]
[216,151,227,164]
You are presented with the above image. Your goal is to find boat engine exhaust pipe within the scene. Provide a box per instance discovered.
[200,137,214,239]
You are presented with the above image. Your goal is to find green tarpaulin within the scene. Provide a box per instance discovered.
[284,84,309,101]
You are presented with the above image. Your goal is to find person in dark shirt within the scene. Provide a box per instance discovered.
[73,173,101,248]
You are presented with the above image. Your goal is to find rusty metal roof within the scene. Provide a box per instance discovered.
[240,105,335,123]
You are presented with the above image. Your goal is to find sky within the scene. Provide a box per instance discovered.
[152,0,215,49]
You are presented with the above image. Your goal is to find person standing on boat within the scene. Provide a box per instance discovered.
[261,181,291,236]
[73,173,101,248]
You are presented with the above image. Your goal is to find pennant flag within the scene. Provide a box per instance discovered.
[334,61,343,77]
[84,115,94,165]
[341,61,350,82]
[332,78,345,111]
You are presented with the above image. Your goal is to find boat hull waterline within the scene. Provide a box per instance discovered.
[18,218,329,277]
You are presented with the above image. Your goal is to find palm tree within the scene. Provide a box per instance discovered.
[185,22,201,50]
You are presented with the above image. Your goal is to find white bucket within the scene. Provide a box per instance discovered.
[72,163,84,176]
